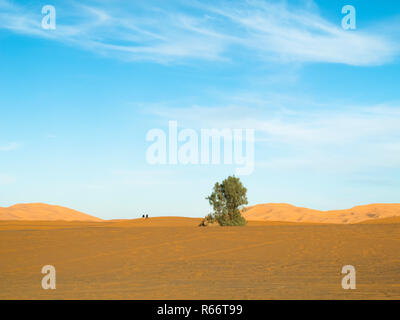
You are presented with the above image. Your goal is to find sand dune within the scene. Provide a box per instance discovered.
[359,216,400,224]
[2,202,400,224]
[243,203,400,224]
[0,203,102,222]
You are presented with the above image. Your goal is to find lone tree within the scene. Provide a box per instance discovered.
[204,175,248,226]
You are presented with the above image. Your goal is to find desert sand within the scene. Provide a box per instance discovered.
[1,217,400,299]
[243,203,400,224]
[0,203,102,221]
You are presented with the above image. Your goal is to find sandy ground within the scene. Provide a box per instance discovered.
[1,218,400,300]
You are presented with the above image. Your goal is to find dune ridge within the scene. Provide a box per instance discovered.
[242,203,400,224]
[2,202,400,224]
[0,203,102,222]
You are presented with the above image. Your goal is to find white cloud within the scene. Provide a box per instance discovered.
[0,142,20,151]
[148,101,400,145]
[0,0,398,65]
[144,96,400,172]
[202,0,398,66]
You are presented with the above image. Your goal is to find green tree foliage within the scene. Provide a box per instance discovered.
[205,176,248,226]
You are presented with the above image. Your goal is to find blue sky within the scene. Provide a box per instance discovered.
[1,0,400,219]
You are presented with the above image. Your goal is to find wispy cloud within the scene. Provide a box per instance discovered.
[0,142,20,151]
[200,0,399,66]
[145,95,400,172]
[0,0,398,65]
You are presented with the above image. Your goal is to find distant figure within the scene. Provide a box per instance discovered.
[146,214,149,219]
[142,214,145,218]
